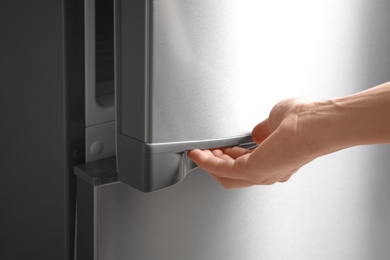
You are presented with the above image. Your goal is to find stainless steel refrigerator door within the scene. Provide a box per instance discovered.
[116,0,390,191]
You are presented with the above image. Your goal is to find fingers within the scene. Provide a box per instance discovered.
[187,141,299,188]
[187,149,235,176]
[220,146,251,159]
[252,118,272,144]
[187,148,249,180]
[190,149,255,188]
[188,149,254,188]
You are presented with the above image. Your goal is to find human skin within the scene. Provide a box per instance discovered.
[187,82,390,188]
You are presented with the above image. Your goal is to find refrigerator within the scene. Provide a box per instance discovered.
[2,0,390,260]
[75,0,390,259]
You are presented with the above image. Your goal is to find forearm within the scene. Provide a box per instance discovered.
[302,82,390,157]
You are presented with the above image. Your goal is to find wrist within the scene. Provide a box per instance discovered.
[300,83,390,157]
[300,99,351,157]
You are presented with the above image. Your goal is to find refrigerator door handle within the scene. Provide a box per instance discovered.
[117,134,255,192]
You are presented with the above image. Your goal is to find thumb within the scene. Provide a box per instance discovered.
[252,118,272,144]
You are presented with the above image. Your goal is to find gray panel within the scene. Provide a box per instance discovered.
[95,145,390,260]
[85,0,116,168]
[86,121,116,163]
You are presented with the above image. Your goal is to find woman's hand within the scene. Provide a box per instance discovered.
[188,98,315,188]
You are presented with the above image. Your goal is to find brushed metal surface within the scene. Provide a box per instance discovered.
[150,0,390,142]
[95,146,390,260]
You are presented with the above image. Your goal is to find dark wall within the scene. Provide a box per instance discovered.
[0,1,84,259]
